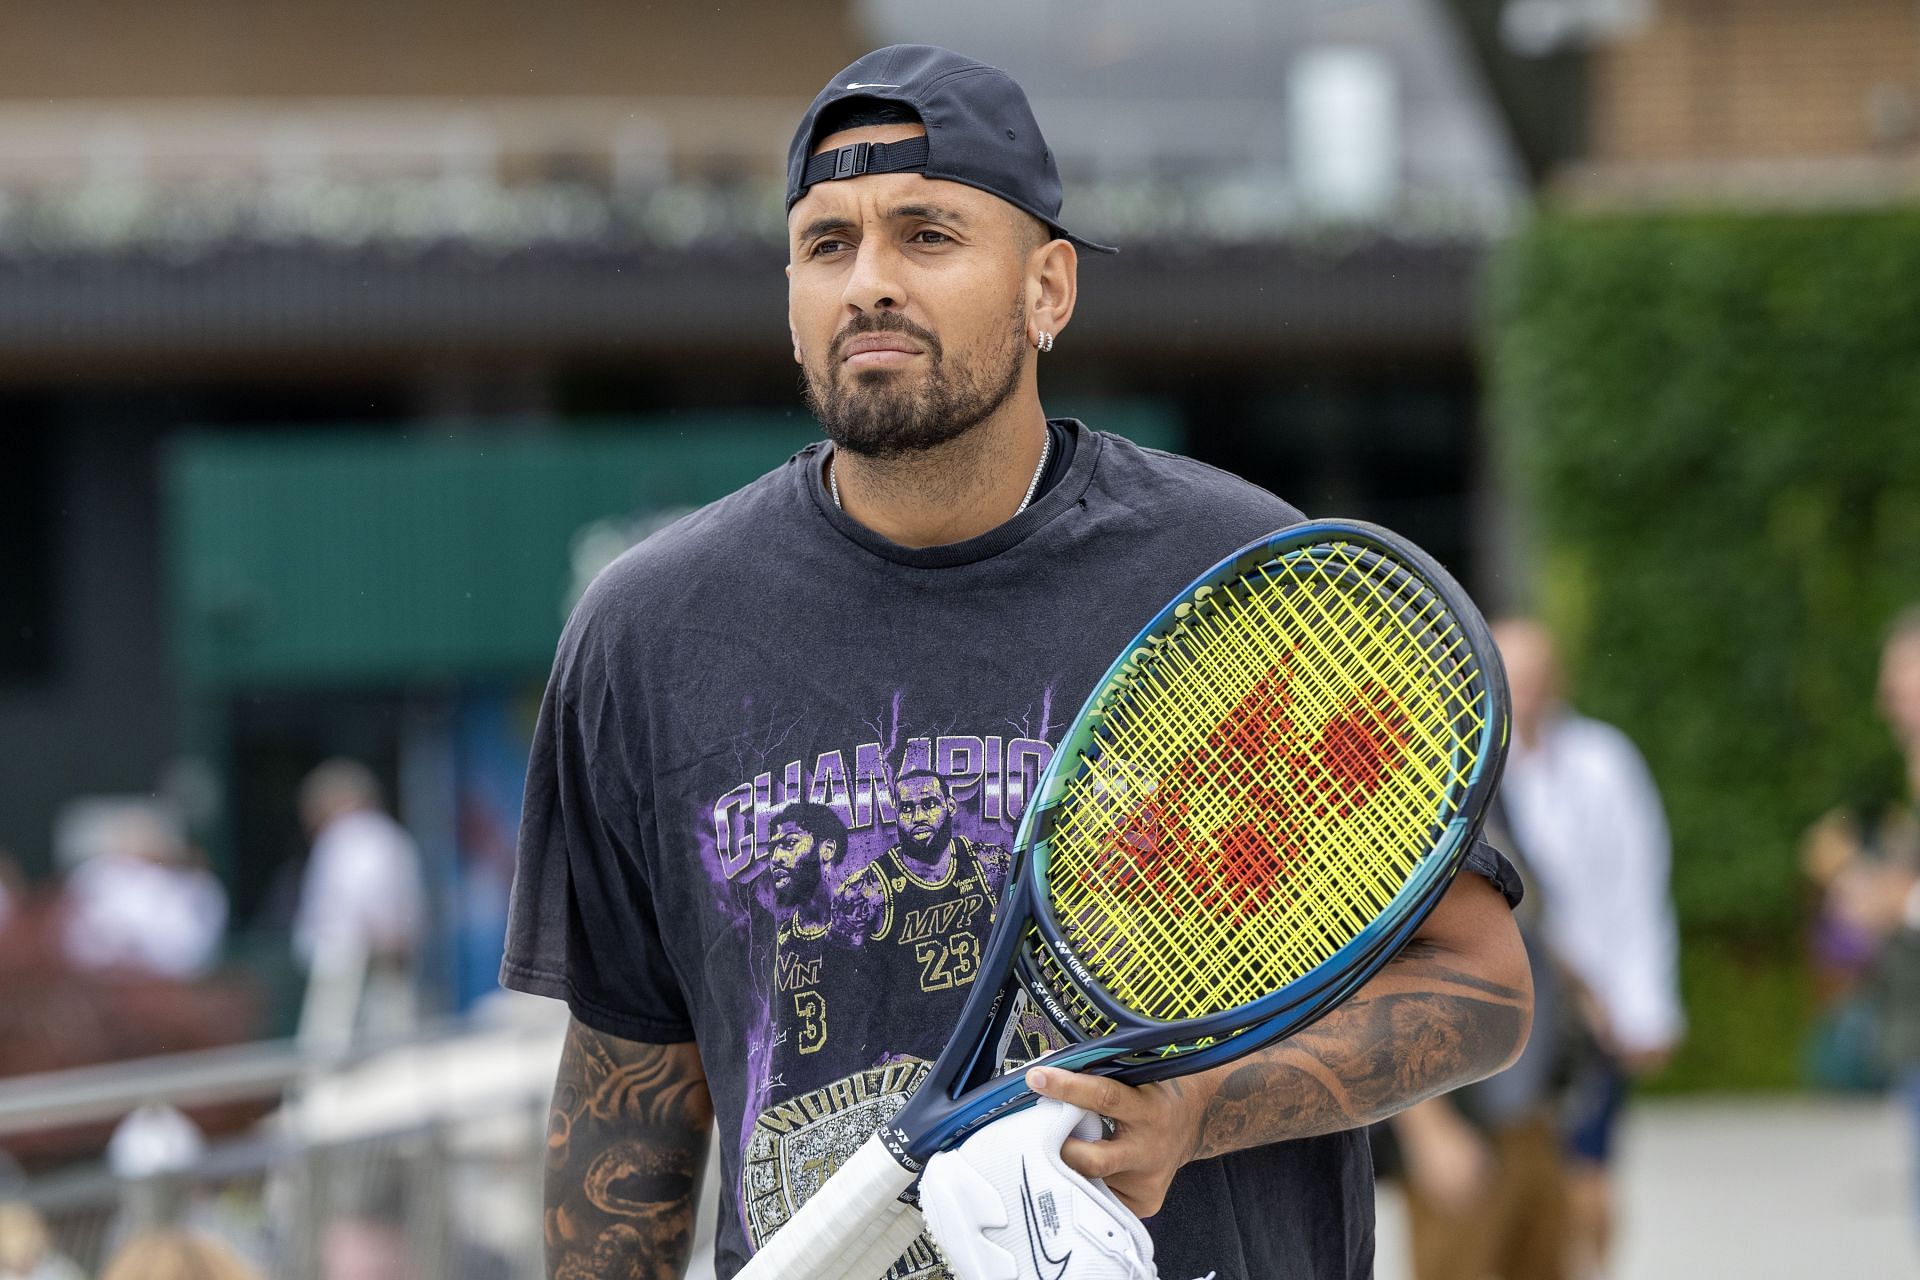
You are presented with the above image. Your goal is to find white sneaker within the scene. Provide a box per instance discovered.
[919,1099,1158,1280]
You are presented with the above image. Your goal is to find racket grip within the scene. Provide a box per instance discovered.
[734,1132,920,1280]
[820,1199,931,1280]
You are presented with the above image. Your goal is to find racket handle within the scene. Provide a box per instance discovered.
[821,1198,931,1280]
[734,1132,920,1280]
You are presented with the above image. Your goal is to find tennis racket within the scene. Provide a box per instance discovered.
[736,518,1509,1280]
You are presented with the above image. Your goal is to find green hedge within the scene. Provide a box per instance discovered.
[1489,211,1920,1082]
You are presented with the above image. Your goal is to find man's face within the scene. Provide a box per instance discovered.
[1492,621,1559,727]
[768,821,828,908]
[1881,634,1920,749]
[787,123,1036,459]
[895,776,955,855]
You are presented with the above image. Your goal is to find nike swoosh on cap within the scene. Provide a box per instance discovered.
[843,82,900,90]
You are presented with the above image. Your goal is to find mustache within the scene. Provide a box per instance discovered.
[830,312,942,365]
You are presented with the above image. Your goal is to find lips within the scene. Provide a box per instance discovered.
[836,327,929,374]
[841,333,924,360]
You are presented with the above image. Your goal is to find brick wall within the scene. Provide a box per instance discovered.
[1590,0,1920,163]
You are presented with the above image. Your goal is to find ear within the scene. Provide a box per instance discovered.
[1026,238,1079,347]
[821,838,840,865]
[785,259,806,363]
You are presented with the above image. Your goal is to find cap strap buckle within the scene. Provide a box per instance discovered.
[831,141,872,179]
[796,135,932,193]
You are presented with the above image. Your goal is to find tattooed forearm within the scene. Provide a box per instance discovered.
[544,1017,714,1280]
[1189,938,1529,1162]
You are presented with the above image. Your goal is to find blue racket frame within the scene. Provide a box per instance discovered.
[879,519,1509,1169]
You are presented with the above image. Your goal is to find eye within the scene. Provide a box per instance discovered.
[910,228,953,246]
[809,237,851,259]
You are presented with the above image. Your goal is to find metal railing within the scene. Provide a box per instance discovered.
[0,994,576,1278]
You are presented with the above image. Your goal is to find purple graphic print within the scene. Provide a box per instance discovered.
[687,689,1061,1260]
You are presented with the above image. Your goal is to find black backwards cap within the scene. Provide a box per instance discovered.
[786,44,1118,255]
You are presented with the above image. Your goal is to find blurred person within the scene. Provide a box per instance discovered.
[320,1212,407,1280]
[1813,608,1920,1236]
[0,852,20,937]
[0,1202,82,1280]
[59,807,227,980]
[318,1161,509,1280]
[1492,619,1684,1280]
[97,1228,262,1280]
[1389,800,1577,1280]
[505,44,1531,1280]
[294,759,427,1035]
[1801,607,1920,1090]
[1801,803,1896,1090]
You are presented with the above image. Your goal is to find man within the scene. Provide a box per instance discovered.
[765,801,850,1080]
[294,759,427,1038]
[1491,619,1683,1278]
[503,44,1531,1280]
[835,770,1009,967]
[60,806,227,980]
[1811,608,1920,1238]
[1388,798,1576,1280]
[768,800,847,934]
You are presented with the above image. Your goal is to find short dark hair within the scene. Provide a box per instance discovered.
[770,800,848,853]
[811,97,923,143]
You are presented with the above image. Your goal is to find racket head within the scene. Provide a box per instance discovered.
[889,519,1508,1163]
[1020,520,1505,1047]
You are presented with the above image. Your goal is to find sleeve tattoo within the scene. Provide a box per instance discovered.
[544,1018,714,1280]
[1191,938,1530,1161]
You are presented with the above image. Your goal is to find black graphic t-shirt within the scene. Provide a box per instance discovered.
[502,421,1522,1280]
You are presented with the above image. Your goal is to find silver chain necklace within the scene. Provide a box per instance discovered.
[830,431,1053,517]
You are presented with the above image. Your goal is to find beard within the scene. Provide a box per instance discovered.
[900,815,953,863]
[802,300,1026,460]
[773,857,821,911]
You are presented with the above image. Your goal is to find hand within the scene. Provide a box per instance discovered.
[1025,1066,1205,1218]
[1394,1102,1492,1217]
[1830,861,1920,938]
[1619,1046,1673,1078]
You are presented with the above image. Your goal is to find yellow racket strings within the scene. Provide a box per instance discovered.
[1042,541,1487,1024]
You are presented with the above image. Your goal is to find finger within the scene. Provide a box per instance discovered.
[1058,1136,1124,1181]
[1026,1067,1140,1120]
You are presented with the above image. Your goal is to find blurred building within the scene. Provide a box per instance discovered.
[1456,0,1920,200]
[0,0,1532,1017]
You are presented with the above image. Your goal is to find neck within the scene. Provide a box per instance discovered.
[903,839,953,877]
[1512,707,1551,751]
[796,892,832,933]
[830,397,1051,548]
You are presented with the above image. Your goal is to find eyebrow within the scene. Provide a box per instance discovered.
[794,203,974,245]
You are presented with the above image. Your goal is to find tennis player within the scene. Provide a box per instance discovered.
[502,44,1533,1280]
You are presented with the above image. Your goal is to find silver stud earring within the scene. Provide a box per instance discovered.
[1034,331,1054,353]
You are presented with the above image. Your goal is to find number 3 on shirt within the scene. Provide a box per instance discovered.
[794,990,827,1055]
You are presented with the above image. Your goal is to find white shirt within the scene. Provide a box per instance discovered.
[62,853,229,979]
[1501,710,1685,1055]
[294,809,426,969]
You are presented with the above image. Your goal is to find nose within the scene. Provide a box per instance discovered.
[841,236,906,315]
